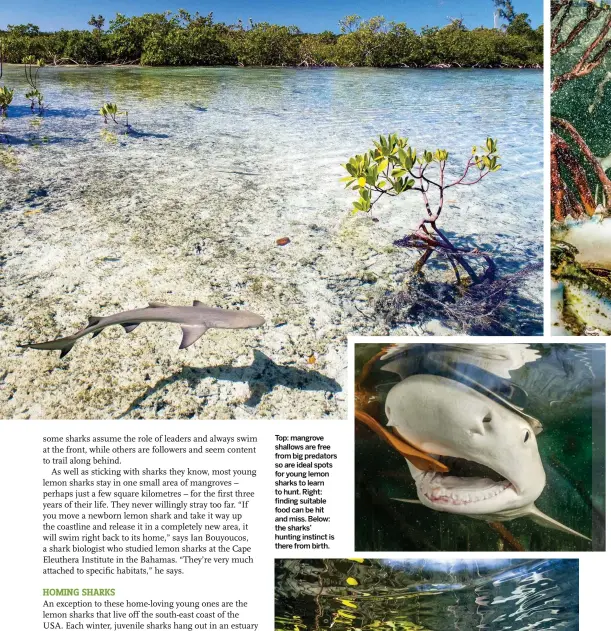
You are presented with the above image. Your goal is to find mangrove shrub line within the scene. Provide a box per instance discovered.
[0,11,543,68]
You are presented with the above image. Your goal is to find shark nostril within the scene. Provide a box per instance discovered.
[524,431,530,443]
[483,413,492,424]
[386,405,391,417]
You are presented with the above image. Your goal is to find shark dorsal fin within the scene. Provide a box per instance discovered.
[88,316,102,327]
[148,301,168,308]
[528,505,591,541]
[179,324,208,349]
[193,300,206,307]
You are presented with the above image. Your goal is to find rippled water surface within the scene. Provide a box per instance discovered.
[1,65,542,244]
[275,559,579,630]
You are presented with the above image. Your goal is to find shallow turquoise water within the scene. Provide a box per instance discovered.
[275,558,578,630]
[1,65,543,260]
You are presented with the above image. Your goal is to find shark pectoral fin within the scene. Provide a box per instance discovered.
[148,302,169,308]
[121,323,139,333]
[179,325,208,349]
[355,409,448,473]
[529,505,592,542]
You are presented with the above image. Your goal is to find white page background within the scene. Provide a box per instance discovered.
[1,411,602,628]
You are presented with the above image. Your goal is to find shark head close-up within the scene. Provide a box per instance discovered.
[385,374,546,517]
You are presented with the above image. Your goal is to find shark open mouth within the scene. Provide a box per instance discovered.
[418,455,514,506]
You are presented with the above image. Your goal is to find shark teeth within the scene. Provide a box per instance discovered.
[416,461,513,506]
[422,480,512,506]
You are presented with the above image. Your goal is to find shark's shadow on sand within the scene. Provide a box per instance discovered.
[120,350,342,416]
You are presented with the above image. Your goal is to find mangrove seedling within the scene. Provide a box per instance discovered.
[0,41,14,118]
[99,102,130,130]
[0,86,13,117]
[341,134,502,284]
[23,55,45,114]
[25,88,44,113]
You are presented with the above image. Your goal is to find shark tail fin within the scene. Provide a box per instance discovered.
[529,505,592,541]
[19,336,76,357]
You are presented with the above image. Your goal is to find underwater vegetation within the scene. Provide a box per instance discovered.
[354,343,605,551]
[0,10,542,68]
[275,558,579,630]
[0,144,18,170]
[551,0,611,333]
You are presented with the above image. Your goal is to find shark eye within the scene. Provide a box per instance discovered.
[482,413,492,423]
[524,431,530,443]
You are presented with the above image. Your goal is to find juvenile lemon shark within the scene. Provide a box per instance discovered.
[375,344,591,541]
[19,301,265,358]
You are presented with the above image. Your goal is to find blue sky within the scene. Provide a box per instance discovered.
[1,1,543,33]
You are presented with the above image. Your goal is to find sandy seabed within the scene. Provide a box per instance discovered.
[0,67,543,418]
